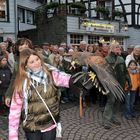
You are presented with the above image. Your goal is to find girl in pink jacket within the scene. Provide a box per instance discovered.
[9,48,71,140]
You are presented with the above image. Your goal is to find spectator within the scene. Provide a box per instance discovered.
[87,44,95,53]
[48,45,59,65]
[124,60,140,119]
[79,40,87,52]
[0,53,12,115]
[0,42,15,72]
[125,45,140,68]
[127,44,134,55]
[5,38,33,107]
[60,42,67,52]
[58,47,65,61]
[94,42,109,108]
[41,43,51,63]
[94,43,109,58]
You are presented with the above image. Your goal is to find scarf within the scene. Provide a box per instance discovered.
[23,68,48,124]
[26,68,48,92]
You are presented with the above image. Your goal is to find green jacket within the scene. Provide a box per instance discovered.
[22,84,60,132]
[105,52,131,89]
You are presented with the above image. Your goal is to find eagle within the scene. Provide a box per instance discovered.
[64,51,124,101]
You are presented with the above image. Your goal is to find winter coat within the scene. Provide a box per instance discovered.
[105,52,131,89]
[0,65,12,95]
[9,70,71,140]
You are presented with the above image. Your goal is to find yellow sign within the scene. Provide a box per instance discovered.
[82,21,114,33]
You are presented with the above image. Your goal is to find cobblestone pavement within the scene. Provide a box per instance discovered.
[0,102,140,140]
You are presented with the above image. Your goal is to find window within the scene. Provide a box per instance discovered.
[26,10,34,24]
[105,1,112,17]
[88,35,99,44]
[0,0,8,21]
[115,37,124,47]
[98,1,105,7]
[18,8,25,23]
[18,8,35,25]
[70,34,83,44]
[68,6,81,15]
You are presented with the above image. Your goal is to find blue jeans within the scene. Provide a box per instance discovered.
[124,91,136,117]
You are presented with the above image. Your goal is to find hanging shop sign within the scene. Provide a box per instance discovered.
[81,21,115,33]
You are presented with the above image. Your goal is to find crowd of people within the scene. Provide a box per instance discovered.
[0,37,140,139]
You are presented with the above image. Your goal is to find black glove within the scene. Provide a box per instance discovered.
[71,71,96,90]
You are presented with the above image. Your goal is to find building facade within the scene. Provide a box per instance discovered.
[115,0,140,45]
[36,0,129,49]
[0,0,41,42]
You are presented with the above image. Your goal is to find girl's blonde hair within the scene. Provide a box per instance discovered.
[13,48,53,99]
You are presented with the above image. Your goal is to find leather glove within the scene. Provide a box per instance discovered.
[71,71,96,90]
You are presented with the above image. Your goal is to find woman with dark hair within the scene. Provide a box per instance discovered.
[5,38,33,107]
[14,38,33,57]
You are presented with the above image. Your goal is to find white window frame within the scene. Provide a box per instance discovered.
[70,34,83,45]
[18,7,25,23]
[26,10,34,25]
[0,0,8,21]
[88,35,99,44]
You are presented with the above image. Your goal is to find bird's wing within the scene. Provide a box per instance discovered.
[72,55,124,101]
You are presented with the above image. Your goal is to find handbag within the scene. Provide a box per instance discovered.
[30,82,62,138]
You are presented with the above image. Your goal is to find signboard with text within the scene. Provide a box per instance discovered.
[81,21,115,33]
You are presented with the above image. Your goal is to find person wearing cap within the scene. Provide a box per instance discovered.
[60,42,67,52]
[79,40,87,52]
[103,40,131,129]
[125,45,140,68]
[58,47,65,61]
[41,43,51,64]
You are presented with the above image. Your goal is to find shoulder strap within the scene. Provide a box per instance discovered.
[30,81,57,125]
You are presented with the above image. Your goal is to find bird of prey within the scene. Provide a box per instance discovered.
[65,52,124,101]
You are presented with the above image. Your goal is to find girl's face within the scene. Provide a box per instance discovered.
[19,44,29,52]
[87,46,93,53]
[26,55,42,72]
[1,58,7,66]
[129,62,137,70]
